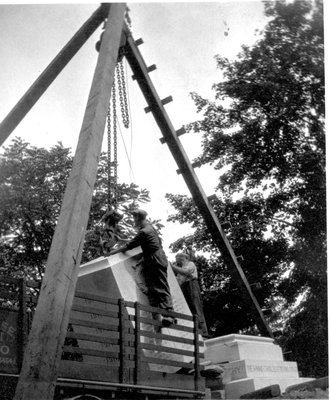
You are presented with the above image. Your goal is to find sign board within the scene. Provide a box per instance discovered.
[0,308,19,373]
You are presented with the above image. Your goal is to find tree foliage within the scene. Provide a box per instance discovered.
[0,137,153,283]
[167,0,325,376]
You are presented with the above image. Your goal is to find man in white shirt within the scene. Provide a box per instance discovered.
[172,253,209,337]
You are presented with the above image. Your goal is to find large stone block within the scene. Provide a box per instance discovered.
[71,248,202,373]
[222,359,300,383]
[204,334,313,399]
[225,377,314,399]
[204,334,283,364]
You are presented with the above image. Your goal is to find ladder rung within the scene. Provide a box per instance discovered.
[160,127,186,144]
[132,64,157,80]
[177,160,202,175]
[135,38,144,46]
[144,96,173,113]
[207,194,217,202]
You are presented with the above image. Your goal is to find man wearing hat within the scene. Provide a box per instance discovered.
[109,209,176,327]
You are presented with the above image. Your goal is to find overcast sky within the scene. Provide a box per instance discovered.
[0,1,270,257]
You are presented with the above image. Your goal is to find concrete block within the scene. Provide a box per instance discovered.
[285,376,329,392]
[225,377,314,399]
[222,359,300,383]
[240,384,281,398]
[204,334,283,364]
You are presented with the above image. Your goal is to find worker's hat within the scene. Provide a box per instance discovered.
[176,252,190,259]
[130,209,148,219]
[102,208,123,222]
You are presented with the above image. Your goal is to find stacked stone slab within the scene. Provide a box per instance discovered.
[204,334,312,399]
[74,248,202,373]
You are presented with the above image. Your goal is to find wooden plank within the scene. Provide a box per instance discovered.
[17,279,27,370]
[141,343,203,358]
[134,302,141,385]
[62,346,135,359]
[69,317,119,331]
[65,332,120,346]
[123,24,273,339]
[58,361,122,383]
[71,303,118,318]
[140,329,203,346]
[0,5,109,146]
[74,291,119,306]
[139,370,200,393]
[142,356,194,369]
[118,298,129,383]
[139,316,194,333]
[137,302,193,321]
[193,314,200,391]
[13,5,126,400]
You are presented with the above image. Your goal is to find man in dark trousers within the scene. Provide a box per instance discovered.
[109,209,175,327]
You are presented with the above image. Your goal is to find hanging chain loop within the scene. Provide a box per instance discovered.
[106,102,112,209]
[105,60,130,210]
[116,61,130,129]
[112,80,118,208]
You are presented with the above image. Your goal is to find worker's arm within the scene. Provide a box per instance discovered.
[108,245,127,255]
[171,263,195,277]
[108,230,144,255]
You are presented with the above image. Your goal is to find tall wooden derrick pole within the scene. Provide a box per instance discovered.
[13,4,126,400]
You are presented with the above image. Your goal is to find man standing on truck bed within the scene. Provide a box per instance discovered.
[172,252,209,337]
[109,209,176,327]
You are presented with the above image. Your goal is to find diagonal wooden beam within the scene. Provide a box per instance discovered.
[123,25,274,339]
[13,4,126,400]
[0,4,110,147]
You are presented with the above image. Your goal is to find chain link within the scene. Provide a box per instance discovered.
[116,61,130,128]
[112,79,118,208]
[106,60,130,210]
[107,102,112,209]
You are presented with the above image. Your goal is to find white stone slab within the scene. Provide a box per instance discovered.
[72,248,202,373]
[225,377,314,399]
[222,359,300,383]
[204,334,283,364]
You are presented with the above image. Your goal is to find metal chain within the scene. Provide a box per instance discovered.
[106,102,112,209]
[116,61,130,128]
[106,61,128,210]
[112,79,118,208]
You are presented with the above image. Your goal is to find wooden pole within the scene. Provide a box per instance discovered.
[0,4,109,147]
[13,4,126,400]
[124,26,274,338]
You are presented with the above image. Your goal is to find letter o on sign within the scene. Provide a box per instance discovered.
[0,345,10,355]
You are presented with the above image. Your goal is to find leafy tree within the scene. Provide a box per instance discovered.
[0,137,153,285]
[0,137,72,283]
[167,0,326,376]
